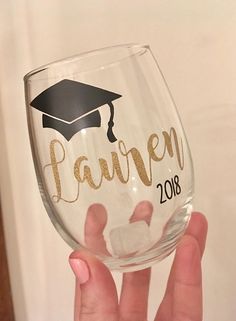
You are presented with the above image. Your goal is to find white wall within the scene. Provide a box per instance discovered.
[0,1,236,320]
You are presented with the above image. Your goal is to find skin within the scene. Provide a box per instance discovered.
[69,211,208,321]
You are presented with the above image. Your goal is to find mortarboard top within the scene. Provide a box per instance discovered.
[30,79,122,142]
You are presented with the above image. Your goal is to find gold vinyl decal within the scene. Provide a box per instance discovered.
[44,127,184,203]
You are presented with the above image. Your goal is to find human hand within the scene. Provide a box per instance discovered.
[69,211,207,321]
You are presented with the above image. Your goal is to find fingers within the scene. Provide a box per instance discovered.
[185,212,208,258]
[129,200,153,225]
[119,201,153,321]
[119,268,151,321]
[84,203,110,255]
[172,235,203,321]
[166,212,207,292]
[155,235,203,321]
[155,212,208,321]
[69,251,118,321]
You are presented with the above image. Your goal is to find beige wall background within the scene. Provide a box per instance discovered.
[0,1,236,320]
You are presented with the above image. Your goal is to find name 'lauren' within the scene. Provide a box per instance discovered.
[45,127,184,203]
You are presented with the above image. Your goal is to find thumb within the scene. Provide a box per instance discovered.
[69,251,119,321]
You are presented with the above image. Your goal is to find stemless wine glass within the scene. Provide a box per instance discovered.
[24,44,194,272]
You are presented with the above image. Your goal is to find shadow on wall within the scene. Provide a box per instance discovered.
[0,104,28,321]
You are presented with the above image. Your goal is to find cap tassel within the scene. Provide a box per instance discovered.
[107,102,117,143]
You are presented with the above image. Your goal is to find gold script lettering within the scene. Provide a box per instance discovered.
[45,127,184,203]
[115,140,130,183]
[44,139,65,202]
[74,141,130,190]
[148,133,164,161]
[121,144,152,186]
[44,140,80,203]
[162,127,184,170]
[74,157,102,189]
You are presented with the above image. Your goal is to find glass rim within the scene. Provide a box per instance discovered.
[24,43,150,82]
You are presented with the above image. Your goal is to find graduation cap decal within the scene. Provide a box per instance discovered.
[30,79,122,142]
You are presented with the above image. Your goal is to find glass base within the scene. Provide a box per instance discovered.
[100,203,192,272]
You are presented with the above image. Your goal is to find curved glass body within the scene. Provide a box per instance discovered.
[24,44,194,272]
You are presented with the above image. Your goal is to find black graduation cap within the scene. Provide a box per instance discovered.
[30,79,122,142]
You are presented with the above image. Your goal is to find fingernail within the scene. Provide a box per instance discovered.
[69,258,90,284]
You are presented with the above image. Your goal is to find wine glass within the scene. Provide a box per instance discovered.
[24,44,193,272]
